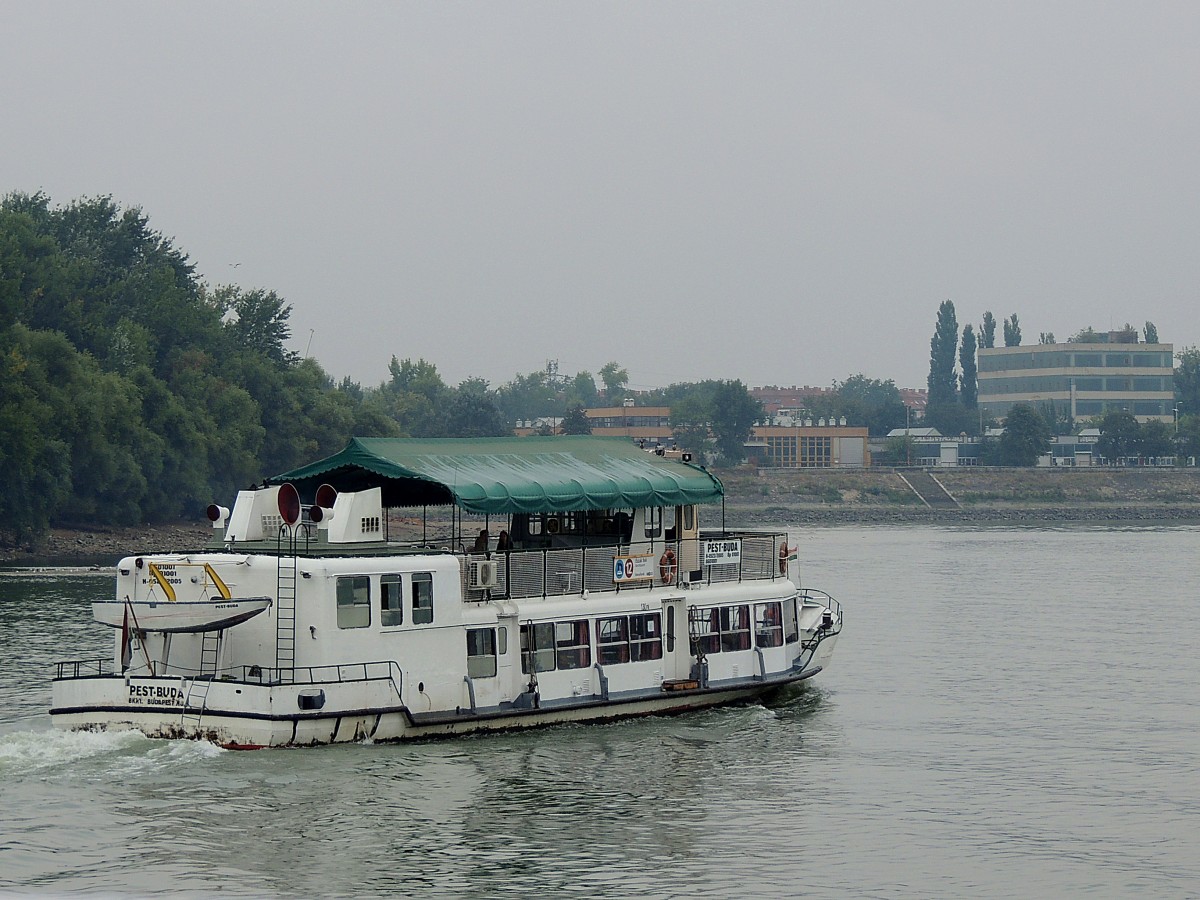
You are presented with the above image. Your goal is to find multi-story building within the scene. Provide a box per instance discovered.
[978,337,1175,423]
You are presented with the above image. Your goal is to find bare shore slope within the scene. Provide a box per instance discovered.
[4,468,1198,565]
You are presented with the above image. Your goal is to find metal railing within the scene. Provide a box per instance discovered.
[53,656,405,701]
[53,658,113,679]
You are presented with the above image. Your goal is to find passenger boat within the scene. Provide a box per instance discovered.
[51,436,843,747]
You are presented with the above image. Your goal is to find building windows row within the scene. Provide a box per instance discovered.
[977,350,1171,372]
[979,375,1171,394]
[982,398,1171,419]
[336,572,434,629]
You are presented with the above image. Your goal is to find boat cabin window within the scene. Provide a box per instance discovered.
[629,613,663,661]
[783,598,799,644]
[411,572,434,625]
[556,620,591,670]
[754,602,784,648]
[380,574,403,627]
[467,627,499,678]
[597,613,663,665]
[520,622,557,673]
[336,576,371,629]
[643,507,662,539]
[693,605,751,654]
[520,620,590,673]
[596,617,630,665]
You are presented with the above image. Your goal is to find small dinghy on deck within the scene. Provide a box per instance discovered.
[92,597,272,633]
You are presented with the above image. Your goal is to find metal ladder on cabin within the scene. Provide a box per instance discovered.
[181,630,221,729]
[200,630,221,677]
[181,675,212,729]
[276,549,298,683]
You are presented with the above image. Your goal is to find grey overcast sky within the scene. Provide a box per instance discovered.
[4,3,1198,392]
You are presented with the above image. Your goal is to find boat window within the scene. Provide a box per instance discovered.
[380,574,403,627]
[467,627,498,678]
[720,605,751,652]
[754,602,784,648]
[683,505,695,532]
[336,575,371,629]
[643,507,662,538]
[694,605,752,654]
[783,598,799,644]
[520,622,557,673]
[596,616,630,665]
[629,612,663,661]
[411,572,433,625]
[556,619,591,670]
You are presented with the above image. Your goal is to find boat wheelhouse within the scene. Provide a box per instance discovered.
[51,436,842,747]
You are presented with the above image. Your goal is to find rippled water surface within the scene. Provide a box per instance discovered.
[2,526,1198,897]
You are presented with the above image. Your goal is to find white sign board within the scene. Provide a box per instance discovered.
[703,539,742,566]
[613,554,656,582]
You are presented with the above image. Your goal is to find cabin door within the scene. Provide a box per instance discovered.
[497,615,519,702]
[662,598,691,682]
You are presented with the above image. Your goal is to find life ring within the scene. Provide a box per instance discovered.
[659,549,677,584]
[778,542,790,575]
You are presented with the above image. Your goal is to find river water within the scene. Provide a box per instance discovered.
[1,525,1198,898]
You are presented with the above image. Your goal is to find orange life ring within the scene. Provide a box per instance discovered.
[659,549,677,584]
[778,542,789,575]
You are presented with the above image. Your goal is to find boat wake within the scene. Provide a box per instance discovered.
[0,727,223,778]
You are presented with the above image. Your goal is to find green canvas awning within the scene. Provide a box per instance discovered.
[266,436,723,515]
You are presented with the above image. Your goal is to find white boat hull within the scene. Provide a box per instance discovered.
[50,654,833,749]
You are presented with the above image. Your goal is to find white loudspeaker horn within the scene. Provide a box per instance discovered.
[309,505,336,524]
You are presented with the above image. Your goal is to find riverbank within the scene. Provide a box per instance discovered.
[720,466,1200,526]
[5,467,1199,566]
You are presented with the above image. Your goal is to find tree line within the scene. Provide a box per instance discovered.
[0,194,773,545]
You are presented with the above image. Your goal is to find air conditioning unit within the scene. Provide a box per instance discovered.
[468,559,499,590]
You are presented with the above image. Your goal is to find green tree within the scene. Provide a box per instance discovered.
[709,380,762,464]
[980,311,996,349]
[1144,321,1159,344]
[214,285,295,365]
[494,370,557,426]
[959,324,978,410]
[564,371,598,409]
[669,393,713,458]
[1138,420,1174,459]
[830,374,907,435]
[927,300,958,408]
[1095,410,1141,463]
[445,382,508,437]
[1038,332,1056,344]
[999,403,1050,466]
[1175,347,1200,416]
[378,356,448,437]
[1003,314,1022,347]
[1177,413,1200,461]
[1071,326,1105,343]
[561,405,592,435]
[598,361,628,401]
